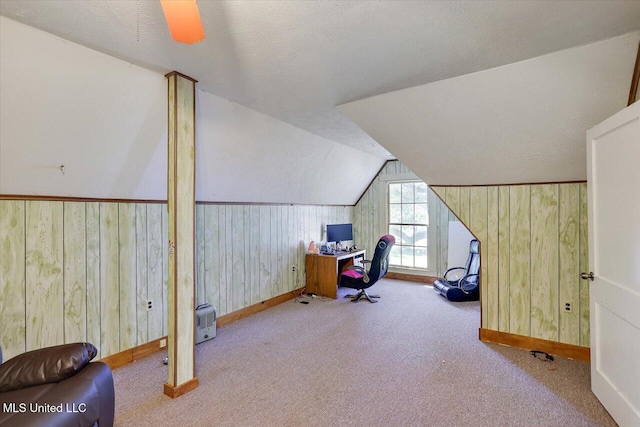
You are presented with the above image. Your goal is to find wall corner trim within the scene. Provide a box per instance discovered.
[385,272,438,284]
[479,328,590,363]
[165,71,198,83]
[354,160,391,206]
[100,336,168,370]
[216,287,304,328]
[99,287,303,371]
[164,377,199,398]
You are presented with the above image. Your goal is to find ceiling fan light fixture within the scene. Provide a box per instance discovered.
[160,0,205,44]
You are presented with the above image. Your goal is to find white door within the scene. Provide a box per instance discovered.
[586,101,640,426]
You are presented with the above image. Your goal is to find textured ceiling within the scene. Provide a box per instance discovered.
[339,31,640,185]
[1,1,640,164]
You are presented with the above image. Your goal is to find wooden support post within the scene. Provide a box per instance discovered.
[164,71,198,398]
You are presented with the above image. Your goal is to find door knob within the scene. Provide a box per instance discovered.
[580,272,594,281]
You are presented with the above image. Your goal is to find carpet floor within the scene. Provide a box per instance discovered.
[112,279,616,426]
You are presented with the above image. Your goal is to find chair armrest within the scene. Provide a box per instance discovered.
[460,274,480,292]
[443,267,465,281]
[347,265,370,283]
[0,343,98,393]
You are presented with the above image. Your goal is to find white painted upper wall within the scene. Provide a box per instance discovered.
[4,1,639,160]
[339,31,640,186]
[0,17,383,204]
[196,92,383,204]
[0,17,168,200]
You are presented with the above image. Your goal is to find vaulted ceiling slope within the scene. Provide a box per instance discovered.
[0,17,383,204]
[1,1,640,162]
[340,31,640,185]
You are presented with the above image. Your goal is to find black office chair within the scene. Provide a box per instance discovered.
[339,234,396,303]
[434,239,480,302]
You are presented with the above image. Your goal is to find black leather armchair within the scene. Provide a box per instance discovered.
[0,343,115,427]
[434,239,480,302]
[339,234,395,303]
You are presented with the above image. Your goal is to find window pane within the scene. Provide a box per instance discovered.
[389,225,401,242]
[415,226,428,246]
[402,203,414,224]
[390,204,401,223]
[390,245,401,266]
[387,180,430,271]
[401,183,414,203]
[415,203,429,225]
[415,182,428,202]
[401,225,414,245]
[415,247,428,268]
[401,246,414,267]
[389,183,402,203]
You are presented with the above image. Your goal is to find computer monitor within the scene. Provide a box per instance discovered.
[326,223,353,244]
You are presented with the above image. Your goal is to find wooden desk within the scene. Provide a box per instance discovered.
[305,250,366,299]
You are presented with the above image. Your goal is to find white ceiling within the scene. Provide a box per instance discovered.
[1,1,640,183]
[339,31,640,185]
[0,16,384,203]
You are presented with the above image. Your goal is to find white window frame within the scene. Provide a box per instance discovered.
[381,172,437,276]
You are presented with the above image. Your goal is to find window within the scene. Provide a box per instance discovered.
[388,181,429,269]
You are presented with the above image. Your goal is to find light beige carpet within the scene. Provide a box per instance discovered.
[112,279,616,426]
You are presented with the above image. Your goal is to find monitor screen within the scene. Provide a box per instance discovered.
[326,223,353,243]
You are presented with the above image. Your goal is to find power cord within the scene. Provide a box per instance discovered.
[530,350,557,371]
[291,268,327,303]
[292,288,328,304]
[530,350,554,362]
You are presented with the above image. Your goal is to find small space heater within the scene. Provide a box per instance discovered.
[195,303,217,344]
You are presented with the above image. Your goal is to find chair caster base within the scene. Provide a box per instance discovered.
[345,290,380,303]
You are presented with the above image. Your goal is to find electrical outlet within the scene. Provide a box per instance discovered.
[159,338,167,348]
[564,302,572,313]
[292,266,297,273]
[146,300,153,311]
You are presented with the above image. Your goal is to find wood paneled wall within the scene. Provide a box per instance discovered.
[0,199,351,361]
[354,161,451,276]
[0,200,167,360]
[431,183,590,347]
[194,204,352,314]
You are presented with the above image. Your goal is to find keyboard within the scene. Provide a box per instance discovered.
[322,250,348,255]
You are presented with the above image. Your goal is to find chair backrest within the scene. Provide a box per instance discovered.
[465,239,480,282]
[367,234,396,284]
